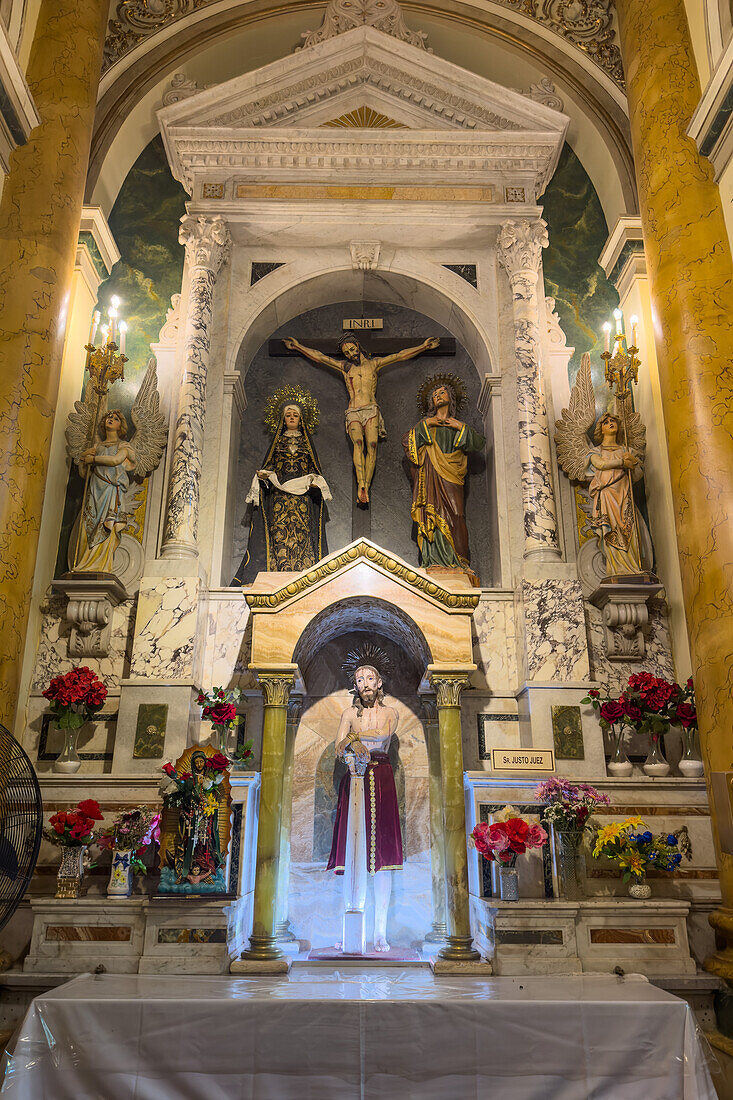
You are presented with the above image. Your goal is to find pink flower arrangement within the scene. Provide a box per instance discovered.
[534,779,610,833]
[472,807,548,867]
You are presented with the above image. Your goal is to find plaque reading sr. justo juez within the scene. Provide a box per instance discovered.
[490,748,555,773]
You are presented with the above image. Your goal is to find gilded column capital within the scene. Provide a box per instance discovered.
[420,693,438,723]
[287,693,304,726]
[179,214,231,274]
[253,666,298,707]
[427,668,475,708]
[496,219,548,292]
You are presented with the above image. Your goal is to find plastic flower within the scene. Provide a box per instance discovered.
[78,799,103,821]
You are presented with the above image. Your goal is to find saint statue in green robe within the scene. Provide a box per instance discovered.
[402,380,484,573]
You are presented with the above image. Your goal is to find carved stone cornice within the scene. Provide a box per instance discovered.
[427,669,474,708]
[102,0,623,90]
[297,0,430,52]
[244,539,480,611]
[179,214,231,273]
[253,667,297,706]
[497,219,548,287]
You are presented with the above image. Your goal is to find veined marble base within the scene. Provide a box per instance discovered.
[472,897,697,977]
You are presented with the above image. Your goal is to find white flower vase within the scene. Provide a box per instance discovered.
[53,725,83,774]
[107,848,134,898]
[642,734,670,777]
[678,727,704,778]
[607,726,633,777]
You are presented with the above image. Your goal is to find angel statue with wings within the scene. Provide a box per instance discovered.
[66,358,167,574]
[555,353,647,578]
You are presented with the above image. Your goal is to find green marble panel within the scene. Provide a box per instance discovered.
[551,704,585,760]
[133,703,168,758]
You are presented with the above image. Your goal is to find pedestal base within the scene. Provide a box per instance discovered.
[230,957,291,975]
[430,956,494,976]
[342,910,366,955]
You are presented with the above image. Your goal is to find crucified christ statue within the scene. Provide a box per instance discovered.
[283,332,439,505]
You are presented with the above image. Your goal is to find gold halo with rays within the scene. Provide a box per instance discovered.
[264,384,320,434]
[342,642,392,687]
[416,372,467,417]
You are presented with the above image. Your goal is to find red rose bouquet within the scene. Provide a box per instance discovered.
[44,799,103,847]
[197,686,241,756]
[471,805,548,868]
[43,666,108,730]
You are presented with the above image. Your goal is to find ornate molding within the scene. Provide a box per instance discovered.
[545,296,567,346]
[156,293,181,346]
[590,580,664,662]
[179,214,231,273]
[497,219,549,286]
[104,0,207,69]
[517,78,564,112]
[51,575,128,658]
[245,540,480,611]
[162,72,215,107]
[428,671,472,708]
[255,669,297,706]
[208,58,523,133]
[350,240,380,270]
[287,693,305,725]
[297,0,430,51]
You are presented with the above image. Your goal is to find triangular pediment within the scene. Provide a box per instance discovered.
[159,26,568,194]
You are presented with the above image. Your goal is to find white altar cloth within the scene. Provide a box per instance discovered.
[1,969,716,1099]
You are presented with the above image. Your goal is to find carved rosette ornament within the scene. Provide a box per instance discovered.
[497,219,561,562]
[162,216,231,558]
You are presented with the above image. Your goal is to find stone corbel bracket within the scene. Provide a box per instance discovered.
[52,574,129,658]
[349,240,380,271]
[590,579,664,661]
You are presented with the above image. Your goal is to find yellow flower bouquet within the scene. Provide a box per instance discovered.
[592,817,691,893]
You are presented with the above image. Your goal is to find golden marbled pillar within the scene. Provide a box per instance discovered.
[421,694,448,942]
[0,0,108,727]
[615,0,733,975]
[241,668,296,965]
[429,670,479,962]
[275,693,303,942]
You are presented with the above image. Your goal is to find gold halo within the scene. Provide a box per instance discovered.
[416,373,467,417]
[342,643,392,686]
[263,385,320,434]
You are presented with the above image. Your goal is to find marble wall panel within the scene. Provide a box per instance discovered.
[472,597,517,690]
[522,579,590,682]
[129,577,201,680]
[31,593,135,691]
[200,594,254,689]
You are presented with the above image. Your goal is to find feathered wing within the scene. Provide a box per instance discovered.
[554,352,597,481]
[66,383,106,470]
[617,400,646,460]
[130,357,168,478]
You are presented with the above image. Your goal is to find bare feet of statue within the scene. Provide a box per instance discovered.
[374,936,390,953]
[358,484,369,505]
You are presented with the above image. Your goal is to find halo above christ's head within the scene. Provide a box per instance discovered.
[416,372,467,417]
[264,384,320,435]
[341,642,392,688]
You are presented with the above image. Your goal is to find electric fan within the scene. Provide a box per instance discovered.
[0,724,42,934]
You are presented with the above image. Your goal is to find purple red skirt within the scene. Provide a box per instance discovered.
[327,751,403,875]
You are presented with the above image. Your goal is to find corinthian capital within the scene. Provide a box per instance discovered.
[428,671,472,708]
[496,219,548,285]
[254,666,297,707]
[179,214,231,274]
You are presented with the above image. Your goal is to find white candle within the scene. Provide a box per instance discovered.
[108,305,116,344]
[629,314,638,347]
[602,322,611,353]
[119,321,127,355]
[613,308,623,336]
[88,310,100,346]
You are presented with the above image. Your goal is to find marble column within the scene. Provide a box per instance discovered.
[238,666,296,972]
[421,694,447,942]
[429,669,480,963]
[275,693,303,942]
[497,220,562,562]
[614,0,733,979]
[0,0,108,726]
[161,215,231,559]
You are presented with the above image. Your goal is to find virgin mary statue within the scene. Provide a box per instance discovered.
[232,386,331,584]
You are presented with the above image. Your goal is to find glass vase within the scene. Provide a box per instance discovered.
[678,727,704,778]
[643,733,670,777]
[55,845,85,898]
[499,866,519,901]
[607,726,633,777]
[628,876,652,900]
[107,848,134,898]
[211,724,230,758]
[53,725,83,774]
[556,830,585,900]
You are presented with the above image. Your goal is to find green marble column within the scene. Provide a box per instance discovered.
[275,693,303,942]
[430,670,480,962]
[0,0,109,727]
[421,694,447,942]
[239,667,296,970]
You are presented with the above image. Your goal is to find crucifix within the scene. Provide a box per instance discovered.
[278,332,448,506]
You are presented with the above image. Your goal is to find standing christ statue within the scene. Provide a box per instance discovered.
[283,332,439,505]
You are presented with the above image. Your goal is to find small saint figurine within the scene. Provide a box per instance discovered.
[402,375,485,577]
[283,331,439,505]
[555,353,647,577]
[65,357,167,573]
[158,746,231,894]
[328,655,402,953]
[232,386,331,584]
